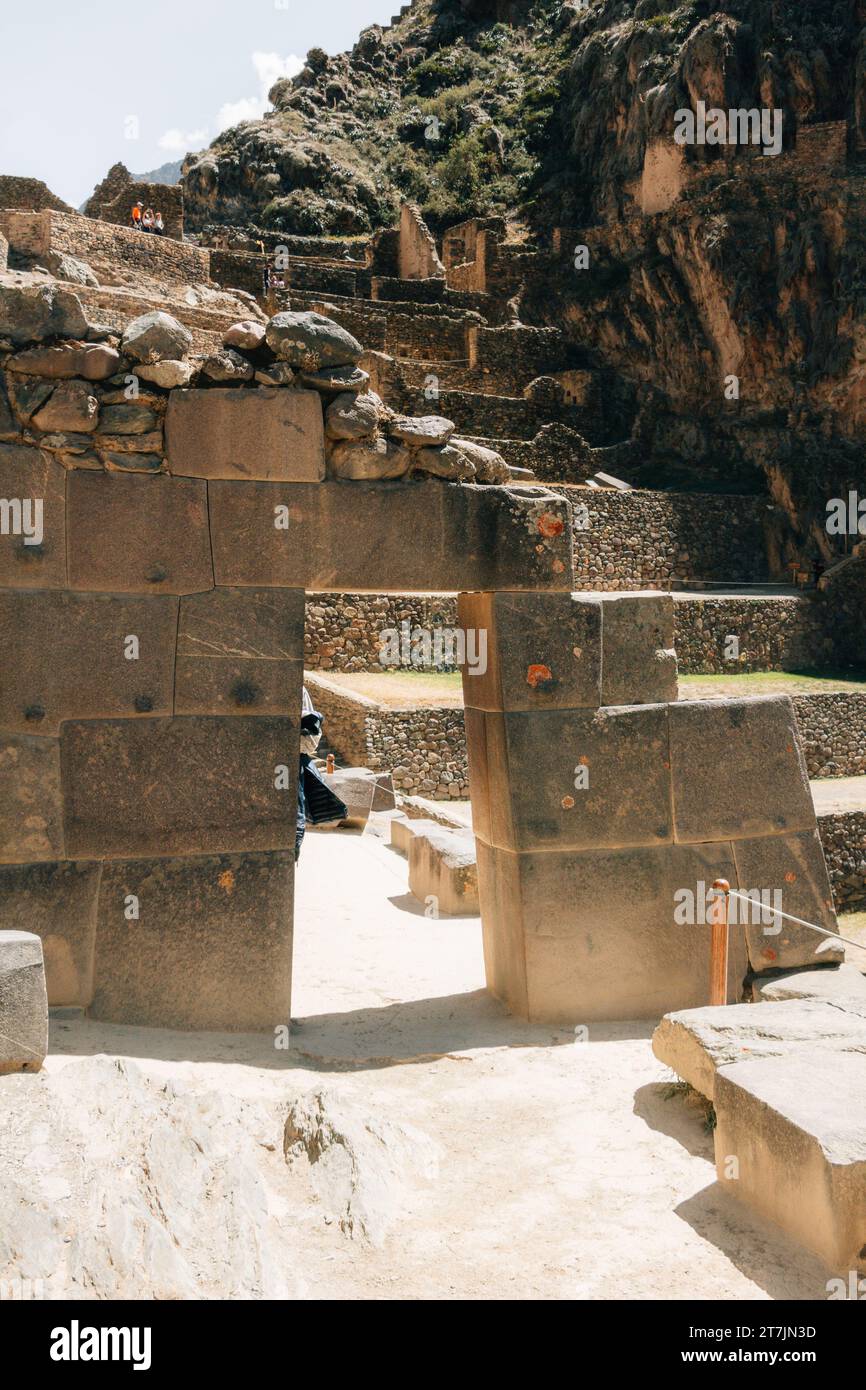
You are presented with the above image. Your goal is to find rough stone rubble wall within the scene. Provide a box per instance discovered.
[0,210,210,288]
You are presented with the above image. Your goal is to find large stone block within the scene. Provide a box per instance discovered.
[477,841,745,1022]
[60,716,297,859]
[732,829,843,972]
[0,860,100,1006]
[0,591,178,734]
[209,481,574,593]
[468,703,672,852]
[166,387,326,483]
[457,591,602,712]
[0,443,66,589]
[67,470,213,594]
[652,997,866,1100]
[90,851,293,1030]
[0,931,48,1073]
[714,1052,866,1271]
[408,826,479,916]
[669,696,814,844]
[599,592,677,706]
[175,587,304,716]
[0,734,63,863]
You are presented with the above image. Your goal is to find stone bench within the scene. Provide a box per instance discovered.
[715,1051,866,1272]
[390,815,480,915]
[0,931,48,1074]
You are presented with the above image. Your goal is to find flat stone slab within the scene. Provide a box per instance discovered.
[0,591,178,734]
[408,827,479,916]
[90,852,293,1031]
[317,767,395,827]
[732,830,843,972]
[390,816,440,855]
[468,703,672,852]
[652,997,866,1100]
[0,443,67,590]
[166,387,325,483]
[208,481,574,593]
[669,696,815,844]
[0,930,48,1073]
[479,839,747,1022]
[0,733,64,863]
[458,591,602,712]
[67,471,213,595]
[598,592,677,706]
[714,1052,866,1271]
[175,587,304,716]
[60,716,297,859]
[752,963,866,1005]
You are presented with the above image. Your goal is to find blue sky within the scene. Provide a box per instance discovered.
[0,0,400,207]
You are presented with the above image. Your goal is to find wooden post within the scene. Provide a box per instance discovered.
[709,878,730,1006]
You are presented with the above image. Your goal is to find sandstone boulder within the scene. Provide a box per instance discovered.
[450,437,511,483]
[43,251,99,287]
[408,827,479,916]
[5,342,119,381]
[136,359,194,388]
[325,391,381,441]
[266,310,363,370]
[411,444,476,480]
[652,997,866,1099]
[328,437,411,480]
[122,311,192,365]
[0,931,48,1074]
[201,348,254,382]
[390,415,455,447]
[0,278,89,345]
[31,380,99,433]
[223,320,266,351]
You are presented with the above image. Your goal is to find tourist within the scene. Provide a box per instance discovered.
[131,201,143,229]
[154,211,165,236]
[141,207,155,233]
[296,686,347,863]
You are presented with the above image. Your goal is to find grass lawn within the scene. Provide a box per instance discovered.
[312,669,464,708]
[679,671,866,700]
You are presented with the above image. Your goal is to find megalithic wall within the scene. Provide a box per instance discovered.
[459,590,843,1024]
[0,384,575,1031]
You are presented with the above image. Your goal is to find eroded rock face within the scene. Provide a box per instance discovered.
[122,311,192,365]
[0,278,89,345]
[265,311,363,371]
[284,1088,439,1246]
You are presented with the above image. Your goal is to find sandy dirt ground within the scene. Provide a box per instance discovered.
[24,820,850,1301]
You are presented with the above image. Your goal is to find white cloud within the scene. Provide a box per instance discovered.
[214,51,304,134]
[158,127,208,154]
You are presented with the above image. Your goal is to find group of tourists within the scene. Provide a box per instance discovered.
[130,201,166,235]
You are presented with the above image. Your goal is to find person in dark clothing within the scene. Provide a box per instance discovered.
[296,687,348,862]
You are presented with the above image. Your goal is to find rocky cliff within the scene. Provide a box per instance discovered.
[179,0,866,561]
